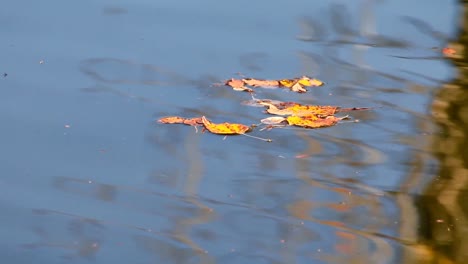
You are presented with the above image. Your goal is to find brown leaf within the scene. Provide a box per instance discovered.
[158,116,186,124]
[242,78,279,87]
[183,117,203,126]
[225,78,252,92]
[158,116,203,126]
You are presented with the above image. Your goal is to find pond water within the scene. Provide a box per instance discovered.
[0,0,464,263]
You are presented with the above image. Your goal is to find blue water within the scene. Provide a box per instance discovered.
[0,0,459,263]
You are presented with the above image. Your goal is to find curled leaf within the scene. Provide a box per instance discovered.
[158,116,203,126]
[201,116,250,135]
[225,78,252,92]
[242,78,279,87]
[260,116,287,125]
[158,116,186,124]
[290,82,307,93]
[183,117,203,126]
[296,76,324,87]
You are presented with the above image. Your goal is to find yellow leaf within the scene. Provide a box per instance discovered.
[261,102,338,117]
[279,76,324,92]
[286,115,339,129]
[285,104,338,116]
[201,116,250,135]
[278,79,296,88]
[296,76,323,87]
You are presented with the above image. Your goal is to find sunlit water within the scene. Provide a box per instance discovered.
[0,0,460,263]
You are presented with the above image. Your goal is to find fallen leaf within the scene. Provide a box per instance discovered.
[286,104,338,116]
[286,115,340,129]
[260,116,287,125]
[183,117,203,126]
[242,98,292,108]
[242,78,279,87]
[290,82,307,93]
[201,116,250,135]
[279,76,323,92]
[260,102,338,116]
[223,76,323,93]
[259,102,296,115]
[158,116,186,124]
[296,76,324,87]
[158,116,203,126]
[225,78,252,92]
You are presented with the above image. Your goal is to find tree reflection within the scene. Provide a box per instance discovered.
[421,1,468,263]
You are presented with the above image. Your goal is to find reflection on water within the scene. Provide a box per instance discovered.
[0,0,464,263]
[418,2,468,262]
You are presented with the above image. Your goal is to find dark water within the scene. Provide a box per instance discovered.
[1,0,466,263]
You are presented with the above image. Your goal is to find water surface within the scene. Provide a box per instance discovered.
[0,0,463,263]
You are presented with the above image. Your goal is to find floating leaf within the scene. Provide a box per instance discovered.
[286,115,340,129]
[241,98,289,107]
[260,116,287,125]
[296,76,324,87]
[158,116,203,126]
[158,116,186,124]
[183,117,203,126]
[290,82,307,93]
[259,102,338,116]
[225,78,252,92]
[284,104,338,116]
[223,75,323,93]
[279,76,324,92]
[242,78,279,87]
[201,116,250,135]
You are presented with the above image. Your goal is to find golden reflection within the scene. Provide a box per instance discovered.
[170,131,216,264]
[396,1,468,263]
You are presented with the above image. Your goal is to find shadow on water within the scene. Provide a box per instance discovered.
[1,1,466,264]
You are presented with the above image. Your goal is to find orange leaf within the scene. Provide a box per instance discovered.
[225,78,252,92]
[158,116,203,126]
[201,116,250,135]
[158,116,186,124]
[183,117,203,126]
